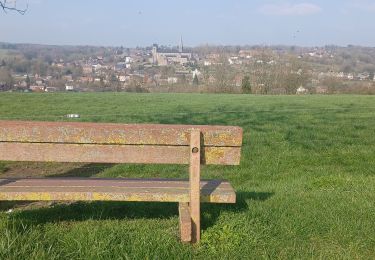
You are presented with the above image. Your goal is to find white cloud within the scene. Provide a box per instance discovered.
[258,2,322,16]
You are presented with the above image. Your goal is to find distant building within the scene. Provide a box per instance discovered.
[29,85,45,92]
[167,77,178,84]
[238,50,256,58]
[65,85,74,91]
[357,73,369,81]
[296,86,308,95]
[125,56,133,64]
[79,76,93,83]
[151,37,193,66]
[82,65,93,75]
[45,87,57,92]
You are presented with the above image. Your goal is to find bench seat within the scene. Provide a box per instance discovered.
[0,178,236,203]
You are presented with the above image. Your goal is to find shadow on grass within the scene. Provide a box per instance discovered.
[6,191,273,232]
[202,191,274,230]
[47,163,116,178]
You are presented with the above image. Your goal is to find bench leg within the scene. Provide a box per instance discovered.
[189,130,201,243]
[179,202,191,242]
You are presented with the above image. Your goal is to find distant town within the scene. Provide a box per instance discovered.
[1,40,375,94]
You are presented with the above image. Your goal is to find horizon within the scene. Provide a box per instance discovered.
[1,41,373,49]
[1,0,375,47]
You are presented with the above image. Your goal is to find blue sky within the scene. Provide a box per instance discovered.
[0,0,375,47]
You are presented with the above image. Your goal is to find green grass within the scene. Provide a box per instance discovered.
[0,93,375,259]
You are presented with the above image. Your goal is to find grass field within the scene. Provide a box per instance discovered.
[0,93,374,259]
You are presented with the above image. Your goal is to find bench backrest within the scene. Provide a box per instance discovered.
[0,121,242,165]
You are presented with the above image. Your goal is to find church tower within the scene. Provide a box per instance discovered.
[179,36,183,53]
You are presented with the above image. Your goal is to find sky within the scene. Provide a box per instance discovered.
[0,0,375,47]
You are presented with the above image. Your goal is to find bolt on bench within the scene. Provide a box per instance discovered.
[0,120,242,243]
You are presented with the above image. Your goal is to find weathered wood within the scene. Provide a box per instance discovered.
[179,202,191,242]
[189,130,201,243]
[0,178,236,203]
[0,143,241,165]
[0,120,243,147]
[0,120,242,243]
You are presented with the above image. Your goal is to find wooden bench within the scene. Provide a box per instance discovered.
[0,120,242,243]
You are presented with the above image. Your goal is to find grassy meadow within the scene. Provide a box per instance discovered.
[0,93,374,259]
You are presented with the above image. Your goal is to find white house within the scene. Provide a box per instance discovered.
[167,77,178,84]
[45,87,57,92]
[65,85,74,91]
[296,86,308,95]
[118,75,127,82]
[125,57,133,63]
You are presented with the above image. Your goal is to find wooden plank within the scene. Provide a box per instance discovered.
[0,142,241,165]
[0,178,236,203]
[0,178,236,188]
[189,130,201,243]
[179,202,191,242]
[204,146,241,165]
[0,120,243,147]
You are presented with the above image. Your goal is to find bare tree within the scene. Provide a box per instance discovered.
[1,0,28,15]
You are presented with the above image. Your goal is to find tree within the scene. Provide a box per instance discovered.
[0,68,14,91]
[369,71,374,81]
[1,0,28,14]
[321,76,342,94]
[193,74,199,85]
[25,74,30,87]
[241,75,251,94]
[109,73,121,92]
